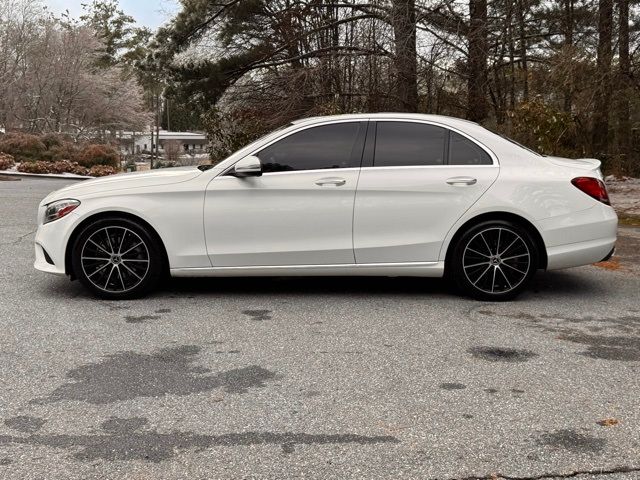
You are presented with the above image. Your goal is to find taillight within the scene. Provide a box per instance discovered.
[571,177,610,205]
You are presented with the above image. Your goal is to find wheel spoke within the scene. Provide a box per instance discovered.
[502,253,529,261]
[496,228,502,255]
[479,232,493,255]
[88,239,112,256]
[104,228,115,254]
[497,266,512,289]
[121,241,143,257]
[490,266,497,292]
[499,237,518,257]
[122,259,149,263]
[501,262,527,275]
[464,261,491,269]
[104,264,115,289]
[466,247,490,258]
[120,261,142,280]
[116,265,126,291]
[472,265,492,286]
[82,256,110,261]
[87,261,110,278]
[117,229,127,254]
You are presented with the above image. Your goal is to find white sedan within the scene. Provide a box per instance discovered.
[34,113,617,300]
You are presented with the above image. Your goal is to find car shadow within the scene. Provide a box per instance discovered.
[38,267,607,301]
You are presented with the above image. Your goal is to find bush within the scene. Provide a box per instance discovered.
[0,133,46,162]
[42,141,79,162]
[48,160,88,176]
[89,165,117,177]
[77,144,120,168]
[17,161,51,174]
[0,153,15,170]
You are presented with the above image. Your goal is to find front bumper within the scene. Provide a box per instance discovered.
[33,211,80,276]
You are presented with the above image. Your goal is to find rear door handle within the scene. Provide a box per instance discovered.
[446,176,477,186]
[315,177,346,187]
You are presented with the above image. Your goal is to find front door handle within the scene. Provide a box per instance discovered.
[315,177,346,187]
[446,176,477,186]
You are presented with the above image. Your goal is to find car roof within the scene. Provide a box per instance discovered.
[291,113,480,129]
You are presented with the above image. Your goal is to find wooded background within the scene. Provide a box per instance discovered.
[1,0,639,175]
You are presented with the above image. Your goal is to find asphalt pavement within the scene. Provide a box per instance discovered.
[0,177,639,479]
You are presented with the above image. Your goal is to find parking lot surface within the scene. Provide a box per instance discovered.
[1,177,639,479]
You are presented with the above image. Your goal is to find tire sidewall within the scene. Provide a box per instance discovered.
[450,220,539,301]
[71,217,164,300]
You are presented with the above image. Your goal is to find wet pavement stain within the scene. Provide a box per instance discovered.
[155,309,171,314]
[537,429,606,454]
[124,315,160,324]
[4,416,45,433]
[468,346,538,363]
[484,388,498,394]
[31,345,276,404]
[0,416,399,462]
[557,333,640,362]
[0,458,12,466]
[439,382,466,390]
[242,309,272,321]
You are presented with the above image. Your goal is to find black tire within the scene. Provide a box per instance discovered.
[71,217,165,300]
[449,220,539,301]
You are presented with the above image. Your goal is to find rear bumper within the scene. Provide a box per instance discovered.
[539,203,617,270]
[546,236,616,270]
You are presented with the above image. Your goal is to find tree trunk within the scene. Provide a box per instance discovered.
[391,0,418,112]
[592,0,613,156]
[516,0,528,101]
[562,0,574,112]
[467,0,488,122]
[616,0,631,162]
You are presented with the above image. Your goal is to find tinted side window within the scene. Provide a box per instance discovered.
[257,123,362,173]
[449,131,492,165]
[374,122,446,166]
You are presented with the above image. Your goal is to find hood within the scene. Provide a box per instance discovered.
[545,156,602,175]
[41,166,204,204]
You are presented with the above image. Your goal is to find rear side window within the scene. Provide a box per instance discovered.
[374,122,446,166]
[257,123,362,173]
[449,131,492,165]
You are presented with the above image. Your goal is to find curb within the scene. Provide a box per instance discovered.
[0,170,93,180]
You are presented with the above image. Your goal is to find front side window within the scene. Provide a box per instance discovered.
[374,122,446,167]
[449,131,492,165]
[257,123,362,173]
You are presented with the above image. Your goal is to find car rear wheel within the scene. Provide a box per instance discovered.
[71,217,165,300]
[450,220,539,301]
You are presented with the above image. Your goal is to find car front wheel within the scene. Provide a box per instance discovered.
[450,220,539,301]
[71,217,165,300]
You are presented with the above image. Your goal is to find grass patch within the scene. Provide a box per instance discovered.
[618,214,640,227]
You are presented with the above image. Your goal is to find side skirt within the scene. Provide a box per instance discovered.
[170,261,445,278]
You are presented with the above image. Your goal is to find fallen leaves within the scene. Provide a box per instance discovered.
[594,257,625,271]
[597,418,620,427]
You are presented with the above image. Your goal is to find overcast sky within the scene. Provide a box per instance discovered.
[45,0,180,29]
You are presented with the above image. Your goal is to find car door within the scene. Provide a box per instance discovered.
[353,120,499,263]
[204,121,368,267]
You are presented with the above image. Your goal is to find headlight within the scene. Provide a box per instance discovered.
[44,199,80,224]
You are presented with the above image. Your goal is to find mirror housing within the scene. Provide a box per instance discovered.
[233,155,262,177]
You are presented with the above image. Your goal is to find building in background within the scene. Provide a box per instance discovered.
[117,131,207,155]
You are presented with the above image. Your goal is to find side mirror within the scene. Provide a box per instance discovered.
[233,155,262,177]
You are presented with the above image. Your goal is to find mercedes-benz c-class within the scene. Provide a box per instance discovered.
[34,114,617,300]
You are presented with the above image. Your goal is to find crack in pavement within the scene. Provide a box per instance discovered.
[0,228,36,246]
[445,465,640,480]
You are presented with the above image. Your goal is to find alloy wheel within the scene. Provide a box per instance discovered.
[80,226,150,293]
[462,227,531,294]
